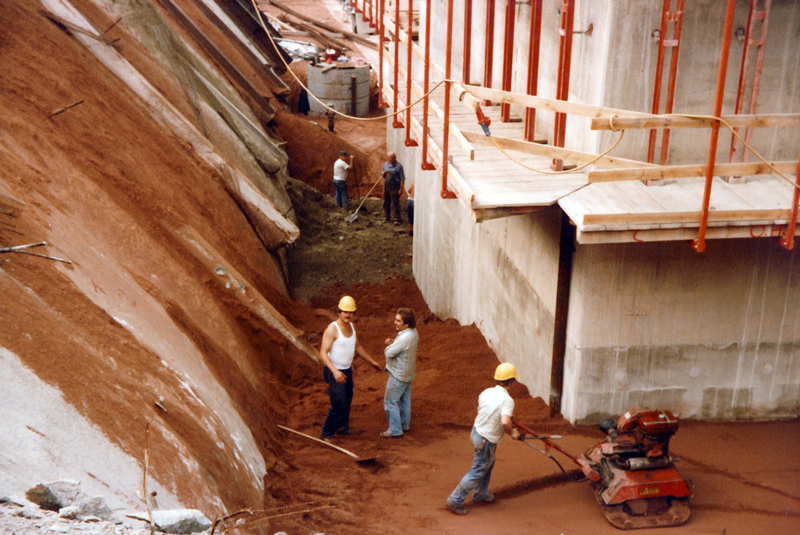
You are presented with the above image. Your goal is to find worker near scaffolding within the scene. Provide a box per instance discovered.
[381,152,405,225]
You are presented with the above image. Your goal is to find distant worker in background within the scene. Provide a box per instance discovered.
[326,108,336,132]
[319,295,381,441]
[381,152,405,225]
[446,363,521,515]
[333,150,352,210]
[381,308,419,438]
[406,183,415,237]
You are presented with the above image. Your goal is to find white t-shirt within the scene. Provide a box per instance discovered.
[333,159,349,182]
[473,385,514,444]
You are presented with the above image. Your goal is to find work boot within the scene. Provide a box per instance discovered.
[446,501,467,516]
[473,493,495,503]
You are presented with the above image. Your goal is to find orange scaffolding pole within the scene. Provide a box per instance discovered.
[693,0,736,253]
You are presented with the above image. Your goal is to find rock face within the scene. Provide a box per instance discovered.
[128,510,212,534]
[25,481,114,521]
[25,485,61,512]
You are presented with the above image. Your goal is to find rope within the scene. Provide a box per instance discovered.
[487,114,626,175]
[665,113,799,189]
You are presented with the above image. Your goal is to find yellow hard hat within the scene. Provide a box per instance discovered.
[338,296,357,312]
[494,363,517,381]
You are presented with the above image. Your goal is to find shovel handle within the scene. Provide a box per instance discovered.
[350,175,384,215]
[277,425,360,459]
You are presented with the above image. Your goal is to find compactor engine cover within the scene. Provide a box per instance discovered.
[578,408,692,530]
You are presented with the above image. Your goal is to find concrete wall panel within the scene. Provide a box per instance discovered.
[562,239,800,422]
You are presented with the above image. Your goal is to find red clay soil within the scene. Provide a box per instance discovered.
[0,1,797,534]
[264,278,800,535]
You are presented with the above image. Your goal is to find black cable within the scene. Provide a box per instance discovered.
[520,439,588,482]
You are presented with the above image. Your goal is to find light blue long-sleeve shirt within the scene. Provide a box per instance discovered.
[384,327,418,382]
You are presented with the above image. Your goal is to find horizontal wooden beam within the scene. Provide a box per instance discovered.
[591,113,800,131]
[582,209,791,228]
[461,130,654,170]
[587,161,799,182]
[463,86,652,119]
[576,223,800,244]
[473,205,548,223]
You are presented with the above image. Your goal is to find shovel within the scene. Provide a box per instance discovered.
[344,175,383,223]
[277,425,377,464]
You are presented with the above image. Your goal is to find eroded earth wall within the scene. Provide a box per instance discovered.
[0,0,312,519]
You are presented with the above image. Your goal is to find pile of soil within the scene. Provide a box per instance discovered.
[284,178,413,302]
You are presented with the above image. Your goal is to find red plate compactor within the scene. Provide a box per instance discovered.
[515,407,692,530]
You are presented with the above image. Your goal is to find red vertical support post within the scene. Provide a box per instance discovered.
[658,0,684,166]
[378,0,388,107]
[405,0,418,146]
[778,147,800,250]
[463,0,473,84]
[367,0,375,27]
[483,0,496,106]
[500,0,516,122]
[441,0,456,199]
[648,0,685,166]
[362,0,370,23]
[421,0,435,170]
[552,0,575,171]
[693,0,736,253]
[393,0,404,128]
[524,0,543,142]
[729,0,771,169]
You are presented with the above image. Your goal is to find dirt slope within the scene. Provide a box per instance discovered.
[0,0,306,515]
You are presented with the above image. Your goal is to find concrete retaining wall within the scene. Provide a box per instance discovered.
[563,239,800,423]
[396,0,800,423]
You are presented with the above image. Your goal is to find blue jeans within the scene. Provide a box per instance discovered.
[447,427,497,507]
[384,374,412,436]
[321,367,353,438]
[334,180,348,209]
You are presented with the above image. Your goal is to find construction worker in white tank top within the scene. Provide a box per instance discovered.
[319,295,381,441]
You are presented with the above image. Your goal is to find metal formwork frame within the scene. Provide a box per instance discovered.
[728,0,772,169]
[441,0,456,198]
[463,0,473,84]
[524,0,543,142]
[421,0,436,170]
[483,0,496,105]
[500,0,516,122]
[393,0,404,128]
[552,0,575,171]
[378,0,388,107]
[647,0,685,166]
[405,0,418,146]
[779,147,800,250]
